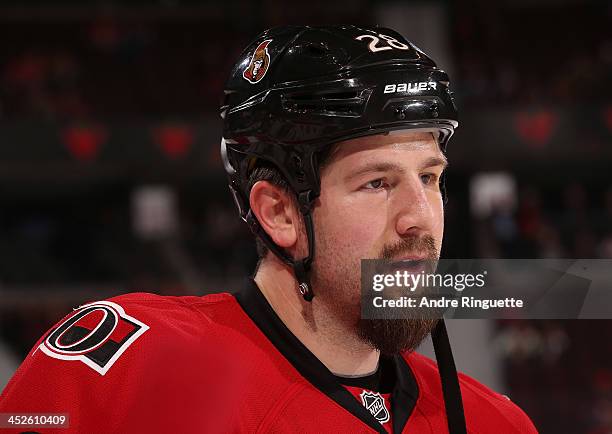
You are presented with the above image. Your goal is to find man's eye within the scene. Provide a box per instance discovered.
[420,173,439,185]
[364,179,386,190]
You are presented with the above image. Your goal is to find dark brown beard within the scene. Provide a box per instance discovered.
[358,234,440,355]
[357,317,438,355]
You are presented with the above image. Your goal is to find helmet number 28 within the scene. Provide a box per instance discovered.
[355,33,410,52]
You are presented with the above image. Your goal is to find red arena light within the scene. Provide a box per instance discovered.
[61,124,107,162]
[153,124,194,159]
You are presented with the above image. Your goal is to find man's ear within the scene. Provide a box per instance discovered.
[249,181,299,249]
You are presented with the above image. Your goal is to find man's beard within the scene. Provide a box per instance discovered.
[357,234,439,355]
[357,316,438,356]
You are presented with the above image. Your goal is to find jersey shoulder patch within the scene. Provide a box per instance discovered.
[37,291,237,376]
[39,299,149,375]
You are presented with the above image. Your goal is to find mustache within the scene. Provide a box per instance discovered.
[379,234,438,260]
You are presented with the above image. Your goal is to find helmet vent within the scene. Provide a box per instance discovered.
[281,89,371,117]
[301,42,327,57]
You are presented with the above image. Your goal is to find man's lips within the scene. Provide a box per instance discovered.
[394,255,428,261]
[368,251,436,276]
[386,256,431,274]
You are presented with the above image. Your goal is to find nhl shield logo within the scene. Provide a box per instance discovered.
[360,390,390,424]
[243,39,272,84]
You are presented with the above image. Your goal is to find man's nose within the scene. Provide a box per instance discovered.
[393,177,437,238]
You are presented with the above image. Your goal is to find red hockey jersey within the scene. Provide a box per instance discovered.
[0,279,537,433]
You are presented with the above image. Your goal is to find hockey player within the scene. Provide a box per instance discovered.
[0,25,537,433]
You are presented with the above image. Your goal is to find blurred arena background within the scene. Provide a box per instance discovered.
[0,0,611,432]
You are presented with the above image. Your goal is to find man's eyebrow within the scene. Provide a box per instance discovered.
[420,155,448,171]
[345,162,406,181]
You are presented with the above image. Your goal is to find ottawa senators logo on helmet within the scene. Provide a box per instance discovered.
[243,39,272,84]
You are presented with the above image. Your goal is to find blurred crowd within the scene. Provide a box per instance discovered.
[0,2,610,119]
[475,183,612,259]
[452,2,612,106]
[0,14,245,119]
[495,319,612,433]
[0,183,254,289]
[478,182,612,433]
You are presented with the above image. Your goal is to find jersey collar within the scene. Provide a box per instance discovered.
[234,278,419,433]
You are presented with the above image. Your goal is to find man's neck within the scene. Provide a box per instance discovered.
[254,258,379,376]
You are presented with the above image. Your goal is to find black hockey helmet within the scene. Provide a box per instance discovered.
[220,25,458,300]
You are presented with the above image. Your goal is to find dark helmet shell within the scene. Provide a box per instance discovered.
[221,25,458,222]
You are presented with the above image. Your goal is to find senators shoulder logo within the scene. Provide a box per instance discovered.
[243,39,272,84]
[39,300,149,375]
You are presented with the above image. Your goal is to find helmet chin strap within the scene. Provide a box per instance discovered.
[291,191,316,302]
[292,210,315,302]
